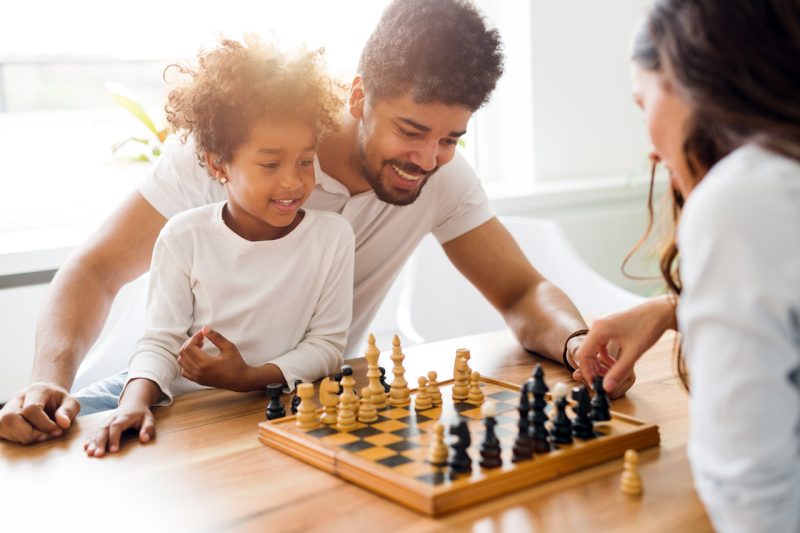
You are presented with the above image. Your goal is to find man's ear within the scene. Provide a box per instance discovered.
[349,75,366,119]
[205,152,228,183]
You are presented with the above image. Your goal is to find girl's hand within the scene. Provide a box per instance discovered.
[177,327,252,392]
[84,404,155,457]
[574,296,678,395]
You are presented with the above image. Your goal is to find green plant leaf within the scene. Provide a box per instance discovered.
[106,82,160,139]
[111,136,151,154]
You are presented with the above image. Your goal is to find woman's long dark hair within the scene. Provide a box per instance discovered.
[627,0,800,390]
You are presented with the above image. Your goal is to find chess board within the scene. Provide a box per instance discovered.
[257,376,660,516]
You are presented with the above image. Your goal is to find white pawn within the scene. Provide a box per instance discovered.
[358,386,378,423]
[427,423,449,466]
[468,370,484,404]
[414,376,433,411]
[427,371,442,406]
[295,383,318,429]
[620,449,644,496]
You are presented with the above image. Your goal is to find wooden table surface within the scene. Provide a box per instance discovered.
[0,330,711,533]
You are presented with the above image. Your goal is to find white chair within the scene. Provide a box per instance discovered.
[394,216,643,344]
[71,273,149,392]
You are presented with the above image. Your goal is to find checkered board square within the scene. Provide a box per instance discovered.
[258,376,659,516]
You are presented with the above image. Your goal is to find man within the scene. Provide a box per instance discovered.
[0,0,633,445]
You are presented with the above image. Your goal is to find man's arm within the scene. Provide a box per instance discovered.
[441,217,586,362]
[0,191,166,444]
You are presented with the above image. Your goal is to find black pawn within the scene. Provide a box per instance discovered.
[334,372,344,395]
[266,383,285,420]
[550,394,573,445]
[290,380,303,414]
[449,420,472,474]
[512,384,533,462]
[528,366,551,454]
[590,376,611,422]
[571,386,596,440]
[379,366,390,393]
[479,415,502,469]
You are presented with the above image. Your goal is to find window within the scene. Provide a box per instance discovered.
[1,1,526,238]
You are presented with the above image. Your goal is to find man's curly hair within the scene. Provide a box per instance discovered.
[165,35,344,166]
[358,0,504,111]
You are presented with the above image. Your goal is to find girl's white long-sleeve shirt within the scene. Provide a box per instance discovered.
[678,144,800,533]
[126,203,355,402]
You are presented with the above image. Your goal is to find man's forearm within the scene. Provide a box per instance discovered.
[30,259,118,389]
[504,280,587,363]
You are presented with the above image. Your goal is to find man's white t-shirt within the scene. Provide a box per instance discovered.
[127,203,355,402]
[678,144,800,532]
[140,136,495,356]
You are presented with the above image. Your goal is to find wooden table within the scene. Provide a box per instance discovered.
[0,330,711,533]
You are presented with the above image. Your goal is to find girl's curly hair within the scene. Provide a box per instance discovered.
[165,35,344,167]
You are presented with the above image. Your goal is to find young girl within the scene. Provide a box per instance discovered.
[575,1,800,531]
[82,36,353,456]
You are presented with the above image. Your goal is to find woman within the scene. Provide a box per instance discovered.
[575,1,800,531]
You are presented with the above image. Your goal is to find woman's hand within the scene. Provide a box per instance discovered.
[575,296,677,394]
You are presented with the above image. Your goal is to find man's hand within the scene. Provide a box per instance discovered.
[0,383,80,444]
[84,404,155,457]
[177,327,252,392]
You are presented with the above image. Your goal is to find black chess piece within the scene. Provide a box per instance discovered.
[528,365,551,454]
[334,372,344,395]
[512,383,533,462]
[290,380,302,414]
[571,386,596,440]
[590,376,612,422]
[266,383,286,420]
[479,414,502,469]
[550,394,573,445]
[379,366,391,393]
[449,420,472,474]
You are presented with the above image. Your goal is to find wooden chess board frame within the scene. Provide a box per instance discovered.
[258,376,660,516]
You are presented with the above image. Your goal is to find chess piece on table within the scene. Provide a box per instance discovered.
[266,383,286,420]
[291,379,302,414]
[379,366,390,393]
[388,335,410,407]
[427,423,449,466]
[620,449,643,496]
[358,386,378,423]
[455,348,472,376]
[468,371,484,404]
[337,365,358,430]
[528,364,551,454]
[414,376,433,411]
[334,372,344,395]
[295,383,318,429]
[590,375,612,422]
[364,333,387,409]
[449,420,472,474]
[479,402,502,469]
[451,356,470,401]
[571,386,596,440]
[511,383,533,462]
[550,382,573,445]
[318,377,339,425]
[427,371,442,406]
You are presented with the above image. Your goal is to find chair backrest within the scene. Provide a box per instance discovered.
[71,273,149,392]
[394,216,643,344]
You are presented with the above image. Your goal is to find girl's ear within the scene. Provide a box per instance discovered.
[348,75,366,119]
[205,152,228,184]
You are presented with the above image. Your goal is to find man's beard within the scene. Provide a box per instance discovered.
[355,141,436,207]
